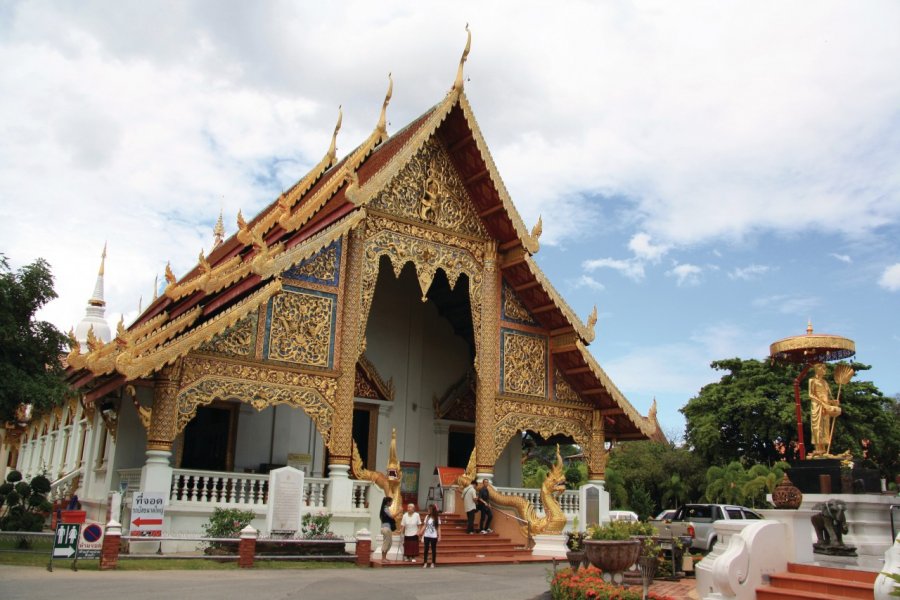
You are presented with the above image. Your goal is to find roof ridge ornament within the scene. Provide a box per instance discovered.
[376,74,393,142]
[530,215,542,241]
[326,105,343,165]
[452,24,471,92]
[213,210,225,248]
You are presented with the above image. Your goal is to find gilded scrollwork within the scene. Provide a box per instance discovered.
[502,282,537,325]
[196,313,257,358]
[176,356,336,446]
[501,330,547,398]
[554,368,586,405]
[369,137,488,238]
[283,241,340,286]
[266,289,336,368]
[490,400,592,465]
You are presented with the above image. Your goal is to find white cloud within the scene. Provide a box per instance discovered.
[572,274,605,291]
[667,263,703,286]
[729,264,770,280]
[582,257,645,282]
[628,232,669,263]
[830,253,852,264]
[879,263,900,291]
[753,294,821,315]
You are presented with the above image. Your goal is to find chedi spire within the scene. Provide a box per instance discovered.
[74,244,112,347]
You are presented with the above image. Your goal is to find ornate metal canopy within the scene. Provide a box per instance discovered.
[769,322,855,364]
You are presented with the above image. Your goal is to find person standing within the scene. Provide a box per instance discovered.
[421,503,441,568]
[462,479,477,534]
[379,496,396,561]
[478,479,493,533]
[400,503,422,562]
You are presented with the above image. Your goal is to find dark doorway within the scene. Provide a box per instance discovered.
[181,405,236,471]
[352,405,378,470]
[447,429,474,468]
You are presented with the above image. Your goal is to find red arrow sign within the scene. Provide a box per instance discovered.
[132,517,163,528]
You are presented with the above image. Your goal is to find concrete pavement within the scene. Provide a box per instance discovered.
[0,563,555,600]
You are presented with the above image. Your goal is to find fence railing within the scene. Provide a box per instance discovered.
[117,468,372,512]
[493,486,580,516]
[49,467,83,502]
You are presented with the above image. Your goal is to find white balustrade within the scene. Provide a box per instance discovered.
[492,487,580,517]
[169,469,270,506]
[304,478,328,508]
[351,480,372,511]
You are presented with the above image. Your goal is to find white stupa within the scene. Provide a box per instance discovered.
[74,244,112,348]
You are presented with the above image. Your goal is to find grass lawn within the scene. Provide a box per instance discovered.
[0,552,355,571]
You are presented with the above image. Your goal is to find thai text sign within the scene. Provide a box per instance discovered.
[130,491,166,537]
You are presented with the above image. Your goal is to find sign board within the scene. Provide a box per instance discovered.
[266,466,304,534]
[130,491,166,537]
[287,453,312,473]
[400,461,420,507]
[52,523,81,559]
[77,521,104,559]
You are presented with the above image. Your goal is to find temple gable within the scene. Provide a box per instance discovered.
[369,136,489,239]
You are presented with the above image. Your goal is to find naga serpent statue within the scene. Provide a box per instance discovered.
[351,427,403,528]
[455,445,568,538]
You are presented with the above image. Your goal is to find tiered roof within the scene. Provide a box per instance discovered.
[66,37,659,442]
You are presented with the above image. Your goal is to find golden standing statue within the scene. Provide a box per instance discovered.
[808,363,852,457]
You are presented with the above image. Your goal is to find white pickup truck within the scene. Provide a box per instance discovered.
[651,503,764,551]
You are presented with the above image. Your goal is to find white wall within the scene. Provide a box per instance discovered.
[234,404,325,476]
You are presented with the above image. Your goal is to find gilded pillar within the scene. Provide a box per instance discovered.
[588,409,608,482]
[475,241,500,475]
[331,228,366,467]
[147,362,181,452]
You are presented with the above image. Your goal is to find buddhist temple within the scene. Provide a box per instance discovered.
[5,36,660,547]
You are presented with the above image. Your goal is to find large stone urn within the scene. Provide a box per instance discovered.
[771,474,802,509]
[583,539,641,584]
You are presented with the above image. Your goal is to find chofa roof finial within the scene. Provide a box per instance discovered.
[326,105,343,165]
[376,74,393,141]
[452,24,471,92]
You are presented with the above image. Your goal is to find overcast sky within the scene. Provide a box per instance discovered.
[1,1,898,439]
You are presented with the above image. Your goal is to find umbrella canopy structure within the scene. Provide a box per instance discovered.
[769,322,855,460]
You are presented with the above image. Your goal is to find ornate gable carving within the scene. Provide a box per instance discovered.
[283,239,341,286]
[500,329,547,399]
[502,282,538,326]
[265,287,337,368]
[369,137,488,239]
[196,312,258,358]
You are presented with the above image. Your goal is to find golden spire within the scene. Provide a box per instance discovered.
[452,24,471,92]
[152,274,158,301]
[807,319,813,335]
[375,74,393,142]
[98,241,107,276]
[213,210,225,247]
[326,105,343,165]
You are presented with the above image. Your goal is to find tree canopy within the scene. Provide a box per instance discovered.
[682,358,899,477]
[0,255,69,422]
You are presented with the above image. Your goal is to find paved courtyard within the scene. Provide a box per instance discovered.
[0,563,697,600]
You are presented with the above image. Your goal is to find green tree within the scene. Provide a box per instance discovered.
[0,470,52,531]
[606,441,706,514]
[682,358,900,478]
[0,255,69,422]
[660,473,691,509]
[742,462,790,508]
[603,467,628,510]
[627,482,654,521]
[704,461,748,505]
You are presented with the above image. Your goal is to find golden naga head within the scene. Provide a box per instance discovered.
[543,444,568,496]
[386,428,400,482]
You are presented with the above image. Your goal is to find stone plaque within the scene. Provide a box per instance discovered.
[266,466,304,534]
[586,487,600,526]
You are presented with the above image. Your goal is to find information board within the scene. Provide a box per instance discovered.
[130,491,166,537]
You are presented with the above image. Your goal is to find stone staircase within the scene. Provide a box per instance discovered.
[372,513,551,567]
[756,562,877,599]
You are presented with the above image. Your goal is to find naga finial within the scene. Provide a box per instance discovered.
[86,325,101,352]
[452,24,471,92]
[530,215,543,241]
[198,249,211,273]
[587,305,598,330]
[376,74,393,141]
[327,105,343,165]
[164,262,176,285]
[116,315,126,338]
[66,328,80,355]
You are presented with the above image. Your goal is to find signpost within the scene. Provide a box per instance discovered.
[78,522,105,559]
[130,491,166,537]
[48,523,80,572]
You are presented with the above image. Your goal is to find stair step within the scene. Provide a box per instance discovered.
[787,562,878,584]
[769,572,873,599]
[757,585,865,600]
[372,554,555,568]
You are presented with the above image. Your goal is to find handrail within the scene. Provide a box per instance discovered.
[489,502,534,549]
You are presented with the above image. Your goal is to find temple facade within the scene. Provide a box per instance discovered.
[5,46,662,543]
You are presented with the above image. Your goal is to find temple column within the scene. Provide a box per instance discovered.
[328,228,366,512]
[140,362,181,495]
[587,409,607,483]
[475,242,500,481]
[580,409,610,527]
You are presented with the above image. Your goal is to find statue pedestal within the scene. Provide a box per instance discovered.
[800,493,896,557]
[758,509,816,564]
[531,533,567,558]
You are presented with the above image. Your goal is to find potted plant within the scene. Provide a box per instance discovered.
[583,521,642,584]
[565,530,586,570]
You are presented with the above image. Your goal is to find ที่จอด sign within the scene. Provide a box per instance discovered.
[130,491,166,537]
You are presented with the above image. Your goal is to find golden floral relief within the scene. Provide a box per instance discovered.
[196,313,257,357]
[284,242,339,285]
[267,289,335,368]
[501,330,546,398]
[502,283,537,325]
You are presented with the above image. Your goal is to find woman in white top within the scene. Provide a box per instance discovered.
[421,503,441,568]
[400,503,422,562]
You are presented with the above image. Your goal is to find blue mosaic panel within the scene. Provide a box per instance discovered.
[283,239,342,287]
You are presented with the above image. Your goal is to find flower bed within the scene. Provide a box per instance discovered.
[550,567,675,600]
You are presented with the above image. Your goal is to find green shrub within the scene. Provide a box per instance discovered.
[0,471,51,531]
[301,512,339,540]
[202,507,255,539]
[586,520,654,541]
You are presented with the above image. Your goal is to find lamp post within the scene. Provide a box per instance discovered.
[769,322,854,461]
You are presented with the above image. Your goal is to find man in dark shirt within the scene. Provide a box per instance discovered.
[478,479,493,533]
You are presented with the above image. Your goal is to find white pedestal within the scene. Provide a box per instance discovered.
[531,533,568,557]
[579,482,609,527]
[326,464,353,512]
[758,509,816,564]
[799,493,897,557]
[140,450,173,492]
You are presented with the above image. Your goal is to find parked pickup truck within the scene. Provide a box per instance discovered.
[650,504,764,552]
